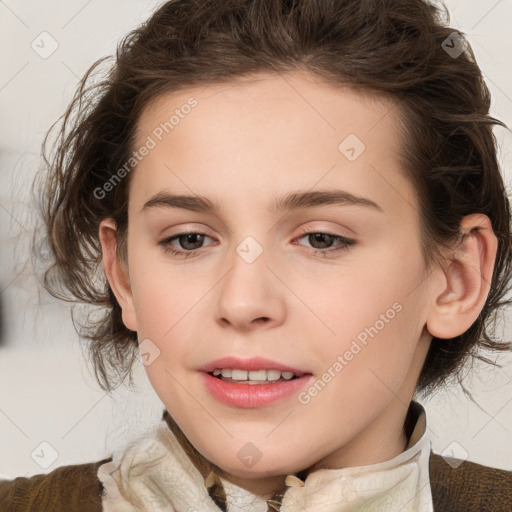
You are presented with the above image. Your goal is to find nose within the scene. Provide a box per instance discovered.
[215,242,286,331]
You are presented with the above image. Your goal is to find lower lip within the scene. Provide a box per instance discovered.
[200,372,313,408]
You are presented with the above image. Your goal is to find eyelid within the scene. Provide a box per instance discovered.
[157,224,216,243]
[294,224,356,240]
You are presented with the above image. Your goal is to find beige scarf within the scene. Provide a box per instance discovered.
[97,401,433,511]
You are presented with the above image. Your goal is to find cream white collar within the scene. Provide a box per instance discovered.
[97,401,433,511]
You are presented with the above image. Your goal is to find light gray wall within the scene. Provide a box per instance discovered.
[0,0,511,479]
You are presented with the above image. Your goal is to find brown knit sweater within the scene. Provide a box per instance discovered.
[1,452,512,511]
[2,402,512,512]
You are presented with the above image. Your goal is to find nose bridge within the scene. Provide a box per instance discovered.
[216,234,284,328]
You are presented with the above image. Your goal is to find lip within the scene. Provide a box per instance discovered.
[198,356,313,409]
[198,356,310,374]
[200,372,314,408]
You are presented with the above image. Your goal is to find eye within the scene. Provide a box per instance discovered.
[295,231,356,257]
[158,232,214,258]
[158,229,356,259]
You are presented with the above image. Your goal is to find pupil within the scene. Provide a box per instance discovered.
[310,233,332,249]
[180,233,203,250]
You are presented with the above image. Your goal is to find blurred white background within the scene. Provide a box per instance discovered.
[0,0,511,479]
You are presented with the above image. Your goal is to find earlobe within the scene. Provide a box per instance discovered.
[98,219,138,332]
[426,214,497,339]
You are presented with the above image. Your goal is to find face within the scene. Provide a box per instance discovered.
[115,72,436,494]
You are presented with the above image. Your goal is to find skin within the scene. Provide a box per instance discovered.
[100,71,497,498]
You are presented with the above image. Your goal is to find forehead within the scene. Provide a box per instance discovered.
[130,71,416,219]
[136,72,400,147]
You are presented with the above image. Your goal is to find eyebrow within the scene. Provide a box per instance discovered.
[141,189,383,214]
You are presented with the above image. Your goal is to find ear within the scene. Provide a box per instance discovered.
[99,218,138,332]
[426,214,498,339]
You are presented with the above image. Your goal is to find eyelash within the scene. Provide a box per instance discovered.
[158,229,356,259]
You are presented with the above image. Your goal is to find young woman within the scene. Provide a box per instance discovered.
[1,0,511,510]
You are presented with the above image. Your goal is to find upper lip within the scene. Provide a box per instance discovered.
[198,356,311,374]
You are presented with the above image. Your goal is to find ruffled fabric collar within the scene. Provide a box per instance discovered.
[97,400,433,511]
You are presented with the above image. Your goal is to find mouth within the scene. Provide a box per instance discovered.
[199,357,313,407]
[207,368,304,384]
[201,370,313,408]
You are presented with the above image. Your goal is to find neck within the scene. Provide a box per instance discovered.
[217,471,287,500]
[216,398,411,498]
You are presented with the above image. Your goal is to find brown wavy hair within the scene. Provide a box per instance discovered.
[36,0,512,401]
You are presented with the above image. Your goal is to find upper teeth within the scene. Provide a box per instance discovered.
[212,369,298,381]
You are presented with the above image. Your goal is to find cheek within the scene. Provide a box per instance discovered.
[294,280,425,436]
[298,242,426,377]
[128,263,202,405]
[126,249,218,390]
[127,239,209,337]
